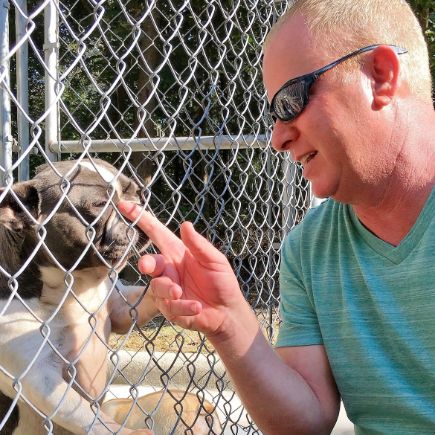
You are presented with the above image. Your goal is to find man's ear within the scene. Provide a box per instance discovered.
[369,45,400,110]
[0,181,40,231]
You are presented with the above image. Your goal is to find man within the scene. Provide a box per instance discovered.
[119,0,435,433]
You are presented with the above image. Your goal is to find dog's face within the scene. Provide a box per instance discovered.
[0,159,148,273]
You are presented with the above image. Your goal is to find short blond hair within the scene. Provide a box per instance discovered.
[266,0,432,101]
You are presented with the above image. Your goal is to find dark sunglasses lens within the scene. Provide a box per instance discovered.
[273,80,309,122]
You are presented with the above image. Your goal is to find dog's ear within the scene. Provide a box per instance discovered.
[0,181,40,231]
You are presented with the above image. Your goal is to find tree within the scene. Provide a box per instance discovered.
[409,0,435,101]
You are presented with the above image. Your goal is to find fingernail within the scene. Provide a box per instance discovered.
[118,201,138,214]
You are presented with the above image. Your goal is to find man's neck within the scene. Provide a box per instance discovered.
[352,181,433,247]
[352,105,435,246]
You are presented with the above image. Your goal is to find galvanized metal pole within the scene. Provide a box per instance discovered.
[44,0,58,162]
[281,156,294,235]
[0,0,13,186]
[16,0,30,180]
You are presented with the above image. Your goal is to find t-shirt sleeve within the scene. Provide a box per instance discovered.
[276,228,323,347]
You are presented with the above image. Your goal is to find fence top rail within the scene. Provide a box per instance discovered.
[46,134,269,153]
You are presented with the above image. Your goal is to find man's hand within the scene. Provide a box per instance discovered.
[118,202,246,338]
[118,203,340,434]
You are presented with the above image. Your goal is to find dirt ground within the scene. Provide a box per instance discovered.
[109,310,280,353]
[109,317,214,353]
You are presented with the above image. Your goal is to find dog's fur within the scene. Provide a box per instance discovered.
[101,390,222,435]
[0,159,155,434]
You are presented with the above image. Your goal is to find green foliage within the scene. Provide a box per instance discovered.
[409,0,435,98]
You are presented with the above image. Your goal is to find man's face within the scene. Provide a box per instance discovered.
[263,14,395,204]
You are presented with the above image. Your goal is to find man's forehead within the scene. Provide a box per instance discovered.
[263,12,324,97]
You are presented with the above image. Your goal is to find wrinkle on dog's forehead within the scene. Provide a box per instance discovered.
[78,161,115,183]
[34,160,140,207]
[78,161,125,198]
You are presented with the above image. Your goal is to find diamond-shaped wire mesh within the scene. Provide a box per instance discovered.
[0,0,313,433]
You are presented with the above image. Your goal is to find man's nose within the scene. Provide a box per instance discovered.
[271,120,300,152]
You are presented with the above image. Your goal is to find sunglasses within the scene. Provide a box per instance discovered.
[269,44,408,123]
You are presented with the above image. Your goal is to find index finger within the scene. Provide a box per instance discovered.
[118,201,184,259]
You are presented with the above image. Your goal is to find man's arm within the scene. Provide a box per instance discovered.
[118,202,340,434]
[208,302,340,435]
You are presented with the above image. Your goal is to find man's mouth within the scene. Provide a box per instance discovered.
[300,151,318,166]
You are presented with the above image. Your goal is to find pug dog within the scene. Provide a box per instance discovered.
[0,159,157,434]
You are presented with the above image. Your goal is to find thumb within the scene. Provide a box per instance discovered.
[180,222,228,266]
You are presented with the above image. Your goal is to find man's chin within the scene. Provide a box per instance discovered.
[311,186,332,201]
[310,177,341,201]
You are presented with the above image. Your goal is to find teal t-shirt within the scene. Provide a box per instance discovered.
[277,188,435,434]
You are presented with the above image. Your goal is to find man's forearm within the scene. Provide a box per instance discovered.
[207,304,335,435]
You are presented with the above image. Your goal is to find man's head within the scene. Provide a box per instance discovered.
[266,0,432,101]
[263,0,433,204]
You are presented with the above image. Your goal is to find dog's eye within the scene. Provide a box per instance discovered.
[92,201,107,208]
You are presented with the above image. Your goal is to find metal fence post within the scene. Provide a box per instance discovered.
[44,0,59,162]
[0,0,12,187]
[16,0,30,181]
[281,156,294,235]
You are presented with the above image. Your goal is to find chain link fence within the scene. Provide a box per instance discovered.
[0,0,313,433]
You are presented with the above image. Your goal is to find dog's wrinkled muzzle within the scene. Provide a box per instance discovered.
[101,208,149,264]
